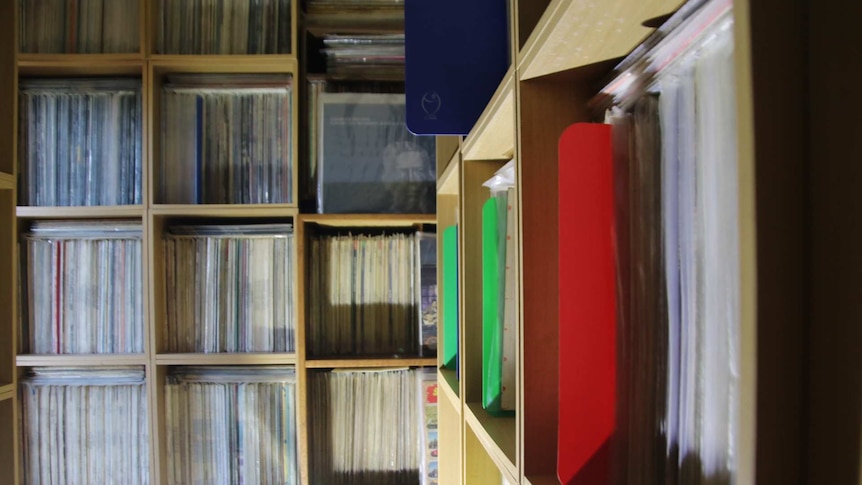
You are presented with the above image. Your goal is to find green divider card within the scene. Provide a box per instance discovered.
[482,198,504,414]
[442,225,459,372]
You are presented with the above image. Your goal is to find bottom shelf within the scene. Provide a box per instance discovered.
[464,402,518,483]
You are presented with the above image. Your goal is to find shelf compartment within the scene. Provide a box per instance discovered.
[299,213,436,227]
[0,173,13,190]
[16,354,148,366]
[155,353,297,366]
[518,0,685,80]
[461,68,516,162]
[464,402,517,483]
[438,367,460,407]
[305,357,435,369]
[17,205,145,219]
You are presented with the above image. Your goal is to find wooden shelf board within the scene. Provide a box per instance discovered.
[518,0,685,80]
[17,354,148,366]
[156,353,297,366]
[18,57,144,76]
[305,357,436,369]
[438,367,461,411]
[151,204,298,218]
[304,10,404,37]
[150,56,298,73]
[525,475,561,485]
[0,172,13,190]
[461,68,516,162]
[0,384,14,402]
[17,205,145,219]
[437,151,460,195]
[299,213,435,227]
[464,402,518,481]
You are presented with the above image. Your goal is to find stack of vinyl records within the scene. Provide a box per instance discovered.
[21,221,143,354]
[309,367,437,485]
[20,367,149,485]
[160,74,293,205]
[322,34,405,80]
[307,231,435,357]
[164,366,299,485]
[164,223,296,353]
[157,0,292,54]
[18,78,143,206]
[606,4,740,482]
[303,78,405,207]
[18,0,140,53]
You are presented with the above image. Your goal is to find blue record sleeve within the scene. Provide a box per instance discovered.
[405,0,510,135]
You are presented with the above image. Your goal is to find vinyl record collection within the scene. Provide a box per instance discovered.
[160,74,293,205]
[21,221,143,354]
[157,0,292,54]
[18,78,143,207]
[322,34,404,80]
[164,223,296,353]
[20,367,150,485]
[164,366,299,485]
[607,9,739,483]
[308,367,437,485]
[18,0,140,53]
[307,231,435,357]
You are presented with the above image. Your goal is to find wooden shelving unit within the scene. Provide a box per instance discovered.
[438,0,862,483]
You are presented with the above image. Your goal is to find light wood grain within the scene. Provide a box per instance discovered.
[437,152,460,195]
[155,353,298,366]
[18,58,144,76]
[438,368,460,408]
[304,10,404,37]
[462,69,516,162]
[464,422,506,485]
[438,389,463,485]
[16,354,149,366]
[0,384,14,401]
[299,213,435,227]
[16,205,145,219]
[304,357,436,369]
[733,1,756,483]
[464,403,518,482]
[150,204,298,217]
[0,173,13,190]
[518,0,685,80]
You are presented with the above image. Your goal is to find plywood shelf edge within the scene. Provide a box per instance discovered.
[461,67,517,162]
[305,357,436,369]
[518,0,685,80]
[16,354,149,366]
[437,151,460,195]
[155,353,298,366]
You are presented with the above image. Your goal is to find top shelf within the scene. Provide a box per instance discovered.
[518,0,685,80]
